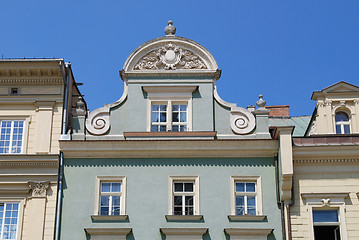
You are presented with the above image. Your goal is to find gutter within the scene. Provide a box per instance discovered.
[54,61,71,240]
[274,154,286,240]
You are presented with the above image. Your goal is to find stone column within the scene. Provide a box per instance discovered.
[27,181,50,240]
[325,100,334,133]
[353,99,359,133]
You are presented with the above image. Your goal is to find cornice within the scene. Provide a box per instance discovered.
[0,78,63,85]
[122,70,220,80]
[0,154,59,168]
[293,145,359,159]
[60,139,278,158]
[294,158,359,164]
[301,192,350,199]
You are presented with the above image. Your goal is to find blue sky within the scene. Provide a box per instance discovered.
[1,0,359,116]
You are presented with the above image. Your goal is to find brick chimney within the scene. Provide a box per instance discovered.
[265,105,289,117]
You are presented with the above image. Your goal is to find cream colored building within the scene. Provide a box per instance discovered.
[0,59,83,240]
[279,82,359,240]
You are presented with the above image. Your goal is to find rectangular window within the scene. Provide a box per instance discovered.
[0,202,19,240]
[235,182,257,215]
[231,176,262,216]
[169,176,199,216]
[151,102,188,132]
[313,210,340,240]
[0,120,24,154]
[100,182,122,216]
[173,182,194,215]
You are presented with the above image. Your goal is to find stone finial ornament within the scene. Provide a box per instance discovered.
[165,20,176,36]
[256,94,266,110]
[75,96,86,114]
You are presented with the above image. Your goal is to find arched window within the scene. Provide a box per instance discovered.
[335,112,350,134]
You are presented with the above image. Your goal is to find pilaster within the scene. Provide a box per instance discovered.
[34,101,55,153]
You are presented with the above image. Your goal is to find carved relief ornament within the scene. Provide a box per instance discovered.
[28,181,50,197]
[134,43,207,70]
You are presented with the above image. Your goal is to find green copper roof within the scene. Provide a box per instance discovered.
[269,116,311,137]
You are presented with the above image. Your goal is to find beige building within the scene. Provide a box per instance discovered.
[280,82,359,240]
[0,59,83,240]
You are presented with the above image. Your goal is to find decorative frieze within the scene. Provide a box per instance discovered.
[134,42,207,70]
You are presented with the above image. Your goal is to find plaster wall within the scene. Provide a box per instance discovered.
[61,157,281,240]
[0,102,63,154]
[291,163,359,240]
[108,80,216,134]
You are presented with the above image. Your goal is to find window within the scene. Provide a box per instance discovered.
[95,177,126,216]
[0,202,19,240]
[143,86,196,132]
[151,103,188,132]
[100,182,122,216]
[235,182,257,215]
[173,181,194,215]
[0,120,24,154]
[10,88,18,96]
[169,176,199,216]
[231,176,262,216]
[335,112,350,134]
[301,193,348,240]
[313,210,340,240]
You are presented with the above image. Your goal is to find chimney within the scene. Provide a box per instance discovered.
[265,105,289,117]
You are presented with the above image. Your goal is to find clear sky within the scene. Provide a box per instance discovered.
[1,0,358,116]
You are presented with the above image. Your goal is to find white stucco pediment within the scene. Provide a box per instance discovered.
[323,81,359,93]
[121,36,219,79]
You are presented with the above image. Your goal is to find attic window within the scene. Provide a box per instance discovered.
[335,112,350,134]
[10,88,18,95]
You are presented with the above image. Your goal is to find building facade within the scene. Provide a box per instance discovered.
[59,22,284,240]
[287,82,359,240]
[0,59,82,240]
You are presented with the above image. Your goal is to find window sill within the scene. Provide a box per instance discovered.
[165,215,203,221]
[124,131,216,140]
[228,215,266,221]
[91,215,128,221]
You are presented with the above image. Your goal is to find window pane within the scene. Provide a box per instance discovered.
[247,207,256,215]
[172,126,179,132]
[101,183,111,192]
[335,125,342,134]
[344,125,350,134]
[236,206,245,215]
[174,183,183,192]
[152,105,159,111]
[235,183,245,192]
[173,196,182,206]
[151,125,159,132]
[112,183,121,192]
[185,196,193,206]
[179,112,187,122]
[180,105,187,111]
[173,207,182,215]
[235,196,244,206]
[313,210,338,223]
[335,112,349,121]
[152,112,159,122]
[172,105,179,111]
[246,183,255,192]
[247,196,256,206]
[185,206,193,215]
[184,183,193,192]
[159,125,167,132]
[172,112,179,122]
[160,105,167,111]
[179,125,187,132]
[160,113,167,122]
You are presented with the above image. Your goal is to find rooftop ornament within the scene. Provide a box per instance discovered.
[256,94,266,110]
[165,20,176,36]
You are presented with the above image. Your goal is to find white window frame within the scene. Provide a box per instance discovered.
[334,111,351,134]
[301,193,348,240]
[94,176,126,216]
[150,101,190,132]
[143,86,196,132]
[168,176,200,216]
[0,198,25,240]
[230,176,262,216]
[0,116,29,154]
